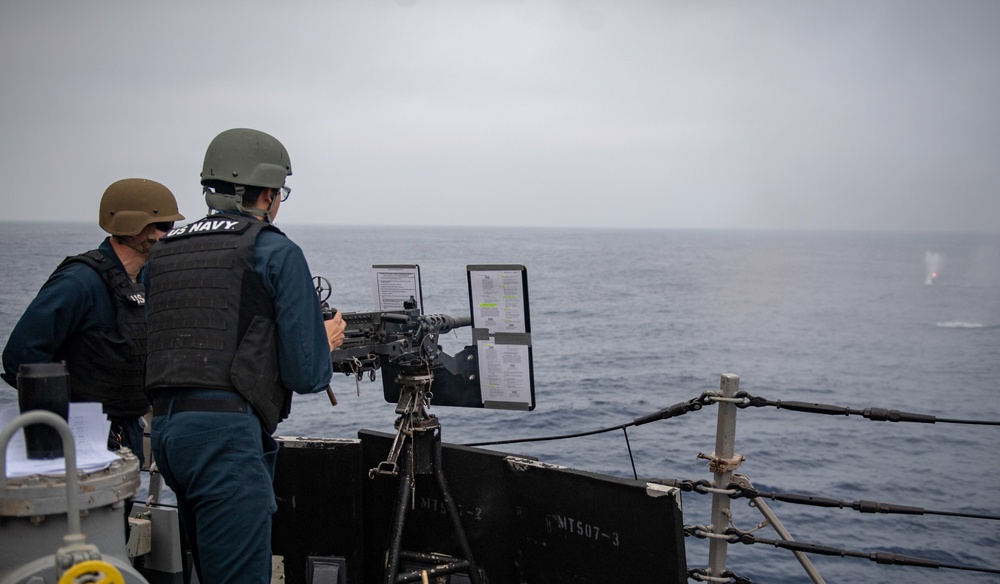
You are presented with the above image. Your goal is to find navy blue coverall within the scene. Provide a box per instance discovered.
[150,222,333,584]
[2,237,147,466]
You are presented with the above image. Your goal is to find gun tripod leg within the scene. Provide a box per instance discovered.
[384,446,415,584]
[382,431,483,584]
[431,435,483,584]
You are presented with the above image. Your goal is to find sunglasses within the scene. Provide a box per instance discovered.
[153,222,175,232]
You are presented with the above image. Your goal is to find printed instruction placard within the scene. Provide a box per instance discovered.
[467,264,534,410]
[370,265,422,312]
[468,268,527,333]
[477,340,533,405]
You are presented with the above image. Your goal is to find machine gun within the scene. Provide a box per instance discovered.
[315,277,486,582]
[315,277,481,408]
[315,266,532,582]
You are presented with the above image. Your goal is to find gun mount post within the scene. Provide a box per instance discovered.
[374,367,483,584]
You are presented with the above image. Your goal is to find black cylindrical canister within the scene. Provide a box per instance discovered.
[17,362,70,459]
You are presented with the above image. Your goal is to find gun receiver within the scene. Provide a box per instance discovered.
[329,308,481,407]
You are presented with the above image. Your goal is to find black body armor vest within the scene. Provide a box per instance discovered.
[57,250,149,417]
[144,215,290,433]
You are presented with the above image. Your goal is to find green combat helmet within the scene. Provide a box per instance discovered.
[201,128,291,218]
[99,178,184,236]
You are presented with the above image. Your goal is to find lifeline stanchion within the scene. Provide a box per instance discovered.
[706,374,741,579]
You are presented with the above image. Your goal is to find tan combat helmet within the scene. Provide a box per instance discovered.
[98,178,185,236]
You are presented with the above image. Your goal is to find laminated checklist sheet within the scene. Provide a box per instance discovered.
[467,265,535,410]
[371,264,423,312]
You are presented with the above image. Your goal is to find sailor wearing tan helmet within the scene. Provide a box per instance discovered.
[2,178,184,466]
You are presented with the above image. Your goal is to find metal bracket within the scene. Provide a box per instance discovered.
[698,451,746,474]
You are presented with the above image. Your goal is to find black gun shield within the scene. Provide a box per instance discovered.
[272,437,362,584]
[509,458,688,584]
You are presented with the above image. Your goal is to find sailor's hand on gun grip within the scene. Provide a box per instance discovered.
[325,310,346,350]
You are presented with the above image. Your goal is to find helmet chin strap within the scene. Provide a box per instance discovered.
[238,199,271,222]
[204,186,273,222]
[265,190,279,223]
[115,228,156,256]
[126,233,157,255]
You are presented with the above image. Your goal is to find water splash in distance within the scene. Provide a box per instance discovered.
[925,250,944,285]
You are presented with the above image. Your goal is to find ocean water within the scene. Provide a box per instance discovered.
[2,221,999,583]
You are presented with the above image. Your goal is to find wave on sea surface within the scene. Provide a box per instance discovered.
[935,321,987,328]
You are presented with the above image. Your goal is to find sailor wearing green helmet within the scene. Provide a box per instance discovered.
[145,128,345,584]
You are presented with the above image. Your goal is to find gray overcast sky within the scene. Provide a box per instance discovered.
[2,1,998,232]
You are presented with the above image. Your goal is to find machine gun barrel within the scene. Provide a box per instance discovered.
[420,314,471,334]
